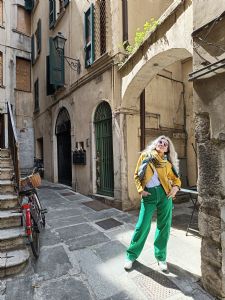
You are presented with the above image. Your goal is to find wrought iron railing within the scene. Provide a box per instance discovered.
[7,102,20,189]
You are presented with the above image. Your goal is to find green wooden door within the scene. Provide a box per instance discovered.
[94,102,114,196]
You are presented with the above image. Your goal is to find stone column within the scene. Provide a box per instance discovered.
[194,86,225,299]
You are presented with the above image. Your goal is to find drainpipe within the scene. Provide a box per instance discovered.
[157,74,187,158]
[140,90,145,151]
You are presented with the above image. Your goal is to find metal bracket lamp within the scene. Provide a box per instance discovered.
[53,32,81,74]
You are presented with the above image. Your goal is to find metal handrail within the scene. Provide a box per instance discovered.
[7,102,20,189]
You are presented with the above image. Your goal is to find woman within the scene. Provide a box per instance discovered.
[124,135,181,272]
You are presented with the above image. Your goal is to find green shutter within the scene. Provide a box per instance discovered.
[37,19,41,54]
[49,38,65,86]
[63,0,69,7]
[84,4,95,68]
[46,56,56,95]
[34,79,39,111]
[31,34,35,64]
[24,0,34,11]
[49,0,56,29]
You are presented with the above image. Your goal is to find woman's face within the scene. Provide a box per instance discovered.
[155,138,169,155]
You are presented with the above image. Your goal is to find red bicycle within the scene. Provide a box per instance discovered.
[19,172,47,258]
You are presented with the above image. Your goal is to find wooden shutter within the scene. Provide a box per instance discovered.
[0,52,3,86]
[0,0,3,26]
[31,34,35,64]
[24,0,34,11]
[37,19,41,54]
[49,37,64,86]
[49,0,56,29]
[84,4,95,68]
[46,56,56,95]
[17,6,31,35]
[16,58,31,92]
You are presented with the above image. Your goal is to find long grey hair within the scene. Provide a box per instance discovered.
[143,135,179,172]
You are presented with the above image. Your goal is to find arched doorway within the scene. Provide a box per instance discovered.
[94,102,114,196]
[55,108,72,186]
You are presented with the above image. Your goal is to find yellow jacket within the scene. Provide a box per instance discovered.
[134,152,181,194]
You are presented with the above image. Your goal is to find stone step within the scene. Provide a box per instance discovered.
[0,248,29,278]
[0,168,14,180]
[0,210,21,229]
[0,180,15,194]
[0,194,19,210]
[0,228,26,251]
[0,149,10,158]
[0,158,13,168]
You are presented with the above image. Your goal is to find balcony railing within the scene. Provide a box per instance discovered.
[7,102,20,189]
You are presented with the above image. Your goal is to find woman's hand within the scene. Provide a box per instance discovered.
[139,190,151,198]
[167,186,179,199]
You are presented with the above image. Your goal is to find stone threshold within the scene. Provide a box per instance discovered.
[90,194,122,210]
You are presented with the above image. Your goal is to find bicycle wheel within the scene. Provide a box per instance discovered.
[33,193,46,228]
[29,215,40,258]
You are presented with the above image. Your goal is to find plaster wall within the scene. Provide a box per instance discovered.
[0,0,33,171]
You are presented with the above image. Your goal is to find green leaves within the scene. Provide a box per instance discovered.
[124,18,159,56]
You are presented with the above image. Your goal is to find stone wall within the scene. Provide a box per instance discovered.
[193,1,225,297]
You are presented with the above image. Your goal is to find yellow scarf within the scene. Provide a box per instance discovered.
[150,150,167,168]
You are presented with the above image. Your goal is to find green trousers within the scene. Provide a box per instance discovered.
[126,185,173,262]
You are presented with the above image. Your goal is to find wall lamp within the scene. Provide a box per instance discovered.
[53,32,81,74]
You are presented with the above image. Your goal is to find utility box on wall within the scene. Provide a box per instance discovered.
[73,149,86,165]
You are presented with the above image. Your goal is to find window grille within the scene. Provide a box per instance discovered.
[95,0,108,59]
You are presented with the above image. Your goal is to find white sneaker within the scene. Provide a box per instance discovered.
[157,260,168,272]
[124,259,133,270]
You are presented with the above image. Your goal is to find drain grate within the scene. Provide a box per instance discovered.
[133,271,181,300]
[82,200,110,211]
[60,192,76,196]
[95,218,123,230]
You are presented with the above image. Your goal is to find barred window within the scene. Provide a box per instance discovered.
[95,0,108,59]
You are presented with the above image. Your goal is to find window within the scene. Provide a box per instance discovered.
[16,58,31,92]
[84,4,94,67]
[49,0,69,29]
[122,0,128,43]
[24,0,34,11]
[31,19,41,64]
[0,52,3,86]
[0,0,3,26]
[85,1,108,67]
[17,6,31,36]
[34,79,39,111]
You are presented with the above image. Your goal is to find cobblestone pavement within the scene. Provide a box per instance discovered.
[1,181,215,300]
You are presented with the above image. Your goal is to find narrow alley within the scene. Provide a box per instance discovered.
[1,181,213,300]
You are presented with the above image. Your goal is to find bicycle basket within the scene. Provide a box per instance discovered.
[20,173,41,188]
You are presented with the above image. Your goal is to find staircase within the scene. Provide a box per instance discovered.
[0,148,29,278]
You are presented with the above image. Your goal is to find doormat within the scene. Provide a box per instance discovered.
[60,192,76,196]
[95,218,123,230]
[133,270,181,300]
[39,186,68,190]
[82,200,111,211]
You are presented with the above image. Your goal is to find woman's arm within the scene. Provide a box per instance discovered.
[167,164,181,198]
[134,154,145,193]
